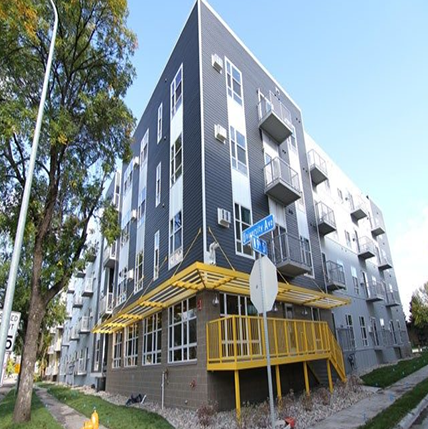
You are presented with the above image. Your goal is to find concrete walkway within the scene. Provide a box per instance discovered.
[307,365,428,429]
[35,388,109,429]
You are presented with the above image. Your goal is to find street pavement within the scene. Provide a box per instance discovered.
[307,365,428,429]
[411,404,428,429]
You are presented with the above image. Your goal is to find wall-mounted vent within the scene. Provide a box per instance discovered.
[214,124,227,143]
[217,208,232,228]
[212,54,223,73]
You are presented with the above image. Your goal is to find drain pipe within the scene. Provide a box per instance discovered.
[161,370,167,409]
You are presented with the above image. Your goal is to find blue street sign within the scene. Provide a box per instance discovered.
[242,214,275,245]
[251,236,268,256]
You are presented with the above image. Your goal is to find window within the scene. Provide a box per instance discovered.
[234,203,252,256]
[123,162,133,195]
[371,317,380,346]
[120,222,130,247]
[117,268,127,306]
[124,323,139,367]
[112,331,123,368]
[94,334,100,371]
[220,293,258,317]
[351,266,359,295]
[168,297,197,363]
[170,134,183,186]
[140,129,149,165]
[155,162,161,207]
[157,103,163,143]
[143,313,162,365]
[337,188,343,201]
[135,251,144,293]
[78,348,88,374]
[137,188,146,228]
[225,59,242,105]
[230,126,247,175]
[153,231,160,280]
[171,65,183,117]
[301,237,313,271]
[345,230,352,248]
[169,211,183,265]
[361,271,369,296]
[345,314,356,349]
[359,316,368,347]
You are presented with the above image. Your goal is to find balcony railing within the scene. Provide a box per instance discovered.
[369,331,383,349]
[257,95,294,143]
[371,219,385,237]
[325,261,346,291]
[72,293,83,308]
[103,242,117,268]
[264,157,301,206]
[364,281,385,302]
[350,197,368,221]
[267,232,312,277]
[308,150,328,185]
[79,316,90,334]
[336,327,356,352]
[70,326,80,341]
[47,345,54,355]
[206,315,345,381]
[385,290,400,307]
[316,202,336,235]
[62,333,70,347]
[378,255,393,271]
[82,278,94,297]
[100,292,114,316]
[67,283,75,294]
[358,237,376,259]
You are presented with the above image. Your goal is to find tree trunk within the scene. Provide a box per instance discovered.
[13,292,46,423]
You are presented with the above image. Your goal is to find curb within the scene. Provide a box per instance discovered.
[394,393,428,429]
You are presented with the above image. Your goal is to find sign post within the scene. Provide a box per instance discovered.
[0,311,21,386]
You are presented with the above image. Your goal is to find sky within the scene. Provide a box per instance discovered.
[124,0,428,318]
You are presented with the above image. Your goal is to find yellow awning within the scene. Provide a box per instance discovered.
[93,262,350,334]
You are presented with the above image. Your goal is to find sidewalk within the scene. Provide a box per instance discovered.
[307,365,428,429]
[35,388,109,429]
[0,378,16,403]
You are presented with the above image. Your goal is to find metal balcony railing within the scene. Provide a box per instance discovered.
[364,281,385,301]
[336,327,356,352]
[79,316,90,334]
[371,218,385,237]
[316,202,336,235]
[82,278,94,296]
[100,292,114,316]
[267,231,312,277]
[47,345,54,355]
[325,261,346,291]
[350,197,368,221]
[378,255,393,271]
[369,331,383,349]
[358,237,376,259]
[103,242,117,267]
[385,290,400,307]
[308,149,328,185]
[73,293,83,307]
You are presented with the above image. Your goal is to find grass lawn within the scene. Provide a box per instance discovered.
[361,351,428,388]
[0,390,63,429]
[45,385,174,429]
[359,376,428,429]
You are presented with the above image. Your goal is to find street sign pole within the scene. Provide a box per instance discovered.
[258,254,276,429]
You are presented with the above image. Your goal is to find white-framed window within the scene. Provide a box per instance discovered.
[171,65,183,117]
[170,134,183,186]
[135,251,144,293]
[225,58,243,105]
[230,126,248,175]
[157,103,163,143]
[234,203,253,257]
[337,188,343,201]
[345,314,356,349]
[220,293,258,317]
[169,211,183,265]
[140,129,149,166]
[142,313,162,365]
[344,230,352,248]
[370,317,380,346]
[351,266,359,295]
[137,187,146,228]
[168,297,197,363]
[153,231,160,280]
[359,316,368,347]
[78,348,88,374]
[112,331,123,368]
[155,162,161,207]
[94,334,100,371]
[124,323,139,367]
[120,222,130,247]
[123,162,133,195]
[117,268,127,306]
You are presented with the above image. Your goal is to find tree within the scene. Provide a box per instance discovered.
[0,0,135,422]
[408,282,428,348]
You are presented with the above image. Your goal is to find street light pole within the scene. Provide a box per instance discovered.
[0,0,58,385]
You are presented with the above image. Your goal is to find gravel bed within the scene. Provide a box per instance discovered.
[73,376,373,429]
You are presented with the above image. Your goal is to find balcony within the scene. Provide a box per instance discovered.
[103,242,117,268]
[67,283,75,294]
[369,331,383,350]
[79,316,90,334]
[325,261,346,291]
[385,290,400,307]
[82,278,94,297]
[336,327,356,352]
[70,326,80,341]
[371,219,385,237]
[62,333,70,347]
[47,345,54,355]
[264,157,301,206]
[268,232,312,277]
[316,202,336,235]
[257,95,294,143]
[358,237,376,260]
[308,150,328,185]
[54,339,62,352]
[72,294,83,308]
[100,292,114,317]
[350,198,368,221]
[364,281,384,302]
[378,255,393,271]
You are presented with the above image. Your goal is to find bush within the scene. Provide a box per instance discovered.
[196,402,217,427]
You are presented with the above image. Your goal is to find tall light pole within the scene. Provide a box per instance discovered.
[0,0,58,385]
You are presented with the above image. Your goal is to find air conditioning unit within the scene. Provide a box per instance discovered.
[211,54,223,73]
[131,209,137,220]
[368,326,373,333]
[215,124,227,143]
[133,156,140,168]
[217,208,232,228]
[127,269,134,281]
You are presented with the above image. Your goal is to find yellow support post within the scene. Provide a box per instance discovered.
[234,370,241,421]
[275,365,282,401]
[326,359,333,393]
[303,361,310,396]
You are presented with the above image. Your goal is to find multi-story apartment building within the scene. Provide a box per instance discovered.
[57,0,410,415]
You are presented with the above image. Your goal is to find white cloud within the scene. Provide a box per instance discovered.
[391,207,428,320]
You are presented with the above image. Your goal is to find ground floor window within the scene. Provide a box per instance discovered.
[168,297,197,363]
[143,313,162,365]
[359,316,368,347]
[94,334,100,371]
[124,323,139,367]
[112,331,123,368]
[220,293,258,316]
